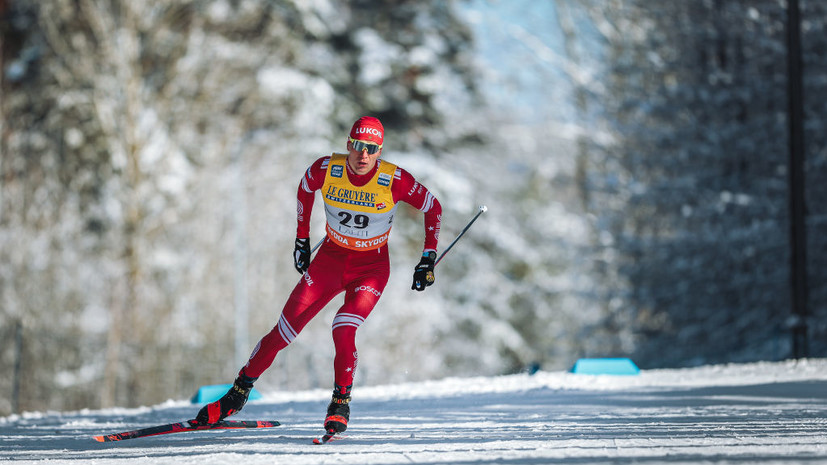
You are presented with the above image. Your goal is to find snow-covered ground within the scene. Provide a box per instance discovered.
[2,359,826,464]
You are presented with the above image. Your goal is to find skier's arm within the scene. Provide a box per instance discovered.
[392,168,442,254]
[294,157,328,273]
[296,156,328,239]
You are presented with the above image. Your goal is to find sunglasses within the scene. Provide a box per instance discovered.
[349,138,382,155]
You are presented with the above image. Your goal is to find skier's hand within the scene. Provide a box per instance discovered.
[293,237,311,274]
[411,251,436,291]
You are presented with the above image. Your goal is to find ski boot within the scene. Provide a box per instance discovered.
[323,384,352,433]
[195,374,256,424]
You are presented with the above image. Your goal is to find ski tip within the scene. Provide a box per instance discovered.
[94,434,120,442]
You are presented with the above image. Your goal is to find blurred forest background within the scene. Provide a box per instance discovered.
[1,0,826,416]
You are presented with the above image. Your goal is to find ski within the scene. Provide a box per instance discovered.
[313,431,346,444]
[94,419,281,442]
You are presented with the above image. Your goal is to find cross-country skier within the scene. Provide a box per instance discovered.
[195,116,442,436]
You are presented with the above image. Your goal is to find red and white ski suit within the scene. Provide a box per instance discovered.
[240,154,441,388]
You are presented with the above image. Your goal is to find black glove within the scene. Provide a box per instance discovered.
[293,237,311,274]
[411,251,436,291]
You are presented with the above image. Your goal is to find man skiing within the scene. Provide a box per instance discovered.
[195,116,442,437]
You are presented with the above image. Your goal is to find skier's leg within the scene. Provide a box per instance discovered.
[324,248,390,433]
[242,276,339,379]
[197,248,343,424]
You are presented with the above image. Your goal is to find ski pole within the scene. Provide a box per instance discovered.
[309,204,488,263]
[311,237,325,254]
[435,205,488,266]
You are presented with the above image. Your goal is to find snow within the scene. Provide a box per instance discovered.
[2,360,827,464]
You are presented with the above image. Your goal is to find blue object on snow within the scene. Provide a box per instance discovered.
[570,358,640,375]
[191,384,263,404]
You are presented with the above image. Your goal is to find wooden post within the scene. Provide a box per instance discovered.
[786,0,809,358]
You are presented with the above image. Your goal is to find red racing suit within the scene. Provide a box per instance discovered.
[240,154,441,388]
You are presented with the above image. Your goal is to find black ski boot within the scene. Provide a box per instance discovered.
[323,384,352,433]
[195,375,256,424]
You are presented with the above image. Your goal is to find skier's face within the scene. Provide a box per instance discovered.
[346,139,382,175]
